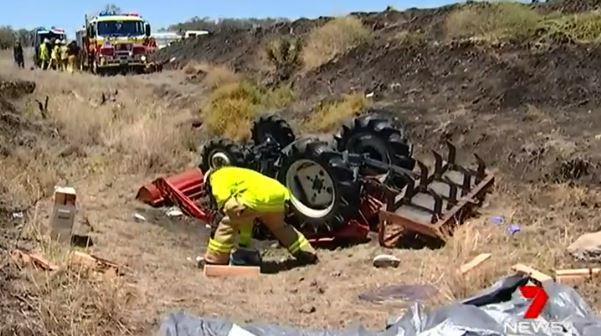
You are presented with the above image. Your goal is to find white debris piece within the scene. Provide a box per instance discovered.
[133,213,146,222]
[166,206,184,217]
[373,254,401,268]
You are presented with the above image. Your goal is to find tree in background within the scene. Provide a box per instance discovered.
[0,26,16,49]
[103,3,122,14]
[0,26,34,49]
[167,16,289,33]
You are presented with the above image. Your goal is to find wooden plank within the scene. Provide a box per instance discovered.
[554,268,600,286]
[203,264,260,278]
[68,251,123,275]
[556,275,588,286]
[555,268,601,277]
[460,253,492,275]
[511,264,553,283]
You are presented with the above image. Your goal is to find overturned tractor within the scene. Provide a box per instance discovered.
[192,111,494,246]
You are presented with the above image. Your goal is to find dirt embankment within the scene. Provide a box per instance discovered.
[155,0,601,186]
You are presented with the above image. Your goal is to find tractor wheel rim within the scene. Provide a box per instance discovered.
[286,159,335,218]
[210,152,231,168]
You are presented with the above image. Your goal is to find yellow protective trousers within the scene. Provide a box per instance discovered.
[204,197,316,265]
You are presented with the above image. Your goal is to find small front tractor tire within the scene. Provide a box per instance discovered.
[199,138,250,172]
[335,112,415,174]
[251,114,296,148]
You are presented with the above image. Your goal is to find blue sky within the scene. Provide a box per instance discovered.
[0,0,460,37]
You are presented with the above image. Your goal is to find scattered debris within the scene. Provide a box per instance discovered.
[133,213,147,222]
[165,206,184,217]
[358,284,438,303]
[203,264,261,278]
[511,263,553,284]
[567,231,601,262]
[10,249,58,271]
[507,223,521,235]
[555,267,601,286]
[68,251,123,276]
[49,186,77,244]
[373,254,400,268]
[489,215,504,225]
[460,253,492,275]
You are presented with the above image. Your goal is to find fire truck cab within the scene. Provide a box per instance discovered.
[80,11,156,75]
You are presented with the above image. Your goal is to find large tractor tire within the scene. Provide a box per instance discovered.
[277,137,362,235]
[335,112,415,173]
[251,114,296,148]
[199,138,250,172]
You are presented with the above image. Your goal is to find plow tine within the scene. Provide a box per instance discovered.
[401,175,416,203]
[445,140,456,168]
[427,188,444,222]
[432,150,443,178]
[417,161,429,191]
[461,170,471,196]
[447,179,458,210]
[474,153,486,183]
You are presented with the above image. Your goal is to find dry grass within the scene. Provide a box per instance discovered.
[303,16,372,70]
[304,93,370,132]
[203,80,295,140]
[445,2,542,41]
[18,267,139,336]
[392,30,427,47]
[184,62,240,89]
[1,65,196,176]
[540,10,601,44]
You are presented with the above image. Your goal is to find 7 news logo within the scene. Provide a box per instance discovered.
[504,285,567,335]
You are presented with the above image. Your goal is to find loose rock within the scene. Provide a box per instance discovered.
[568,231,601,261]
[373,254,400,268]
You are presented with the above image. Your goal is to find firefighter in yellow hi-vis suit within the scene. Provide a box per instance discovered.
[201,166,318,266]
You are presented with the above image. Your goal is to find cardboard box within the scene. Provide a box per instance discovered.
[49,186,77,244]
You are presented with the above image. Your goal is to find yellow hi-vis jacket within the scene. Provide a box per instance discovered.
[60,45,68,60]
[209,166,290,212]
[51,45,60,60]
[39,43,49,60]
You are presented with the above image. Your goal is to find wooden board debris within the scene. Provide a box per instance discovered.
[203,264,261,278]
[460,253,492,275]
[511,263,553,284]
[10,249,58,271]
[68,251,123,276]
[555,268,600,286]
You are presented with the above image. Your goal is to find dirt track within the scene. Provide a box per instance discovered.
[2,1,601,334]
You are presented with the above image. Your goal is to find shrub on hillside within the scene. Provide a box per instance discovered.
[540,11,601,43]
[203,81,296,140]
[302,16,372,70]
[265,36,303,82]
[304,93,370,132]
[445,2,542,41]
